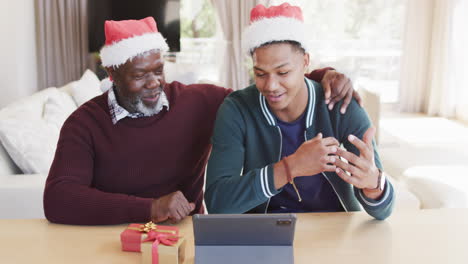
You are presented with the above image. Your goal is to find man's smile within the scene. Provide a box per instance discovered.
[266,92,286,103]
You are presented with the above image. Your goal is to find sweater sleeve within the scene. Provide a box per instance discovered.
[43,112,153,225]
[334,98,395,220]
[205,98,280,214]
[305,67,334,82]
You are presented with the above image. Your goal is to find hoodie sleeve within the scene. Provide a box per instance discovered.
[334,98,395,220]
[205,97,280,213]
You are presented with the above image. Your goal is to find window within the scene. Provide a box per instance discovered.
[181,0,216,38]
[269,0,407,103]
[174,0,220,84]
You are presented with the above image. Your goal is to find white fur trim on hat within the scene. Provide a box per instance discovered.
[242,17,309,55]
[100,33,169,67]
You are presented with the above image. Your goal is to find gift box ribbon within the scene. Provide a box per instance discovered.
[128,222,180,264]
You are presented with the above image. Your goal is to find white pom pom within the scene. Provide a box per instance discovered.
[100,77,113,92]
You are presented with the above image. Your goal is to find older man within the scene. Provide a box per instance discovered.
[43,17,360,225]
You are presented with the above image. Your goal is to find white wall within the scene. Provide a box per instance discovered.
[0,0,38,109]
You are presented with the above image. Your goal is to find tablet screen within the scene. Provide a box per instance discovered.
[193,214,296,246]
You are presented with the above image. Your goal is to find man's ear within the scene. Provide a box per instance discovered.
[303,53,310,72]
[105,67,116,82]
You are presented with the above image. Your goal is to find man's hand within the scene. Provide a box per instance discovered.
[321,70,363,114]
[274,133,339,189]
[151,191,195,223]
[289,133,339,177]
[333,127,383,199]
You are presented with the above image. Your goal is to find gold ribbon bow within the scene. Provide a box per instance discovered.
[128,221,177,235]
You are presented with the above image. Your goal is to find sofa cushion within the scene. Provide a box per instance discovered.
[379,116,468,181]
[0,143,21,177]
[0,88,58,121]
[0,87,77,174]
[0,88,60,176]
[0,174,46,219]
[402,166,468,209]
[71,69,102,106]
[387,175,421,211]
[0,70,100,175]
[0,119,59,174]
[43,89,77,130]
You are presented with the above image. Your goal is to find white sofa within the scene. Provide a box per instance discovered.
[378,114,468,209]
[0,70,101,219]
[0,87,71,218]
[358,85,468,210]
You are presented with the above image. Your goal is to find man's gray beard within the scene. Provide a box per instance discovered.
[117,86,163,116]
[133,98,160,116]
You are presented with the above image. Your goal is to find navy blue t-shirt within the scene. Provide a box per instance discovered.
[267,113,344,213]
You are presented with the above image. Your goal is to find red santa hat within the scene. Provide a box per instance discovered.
[100,17,169,68]
[242,3,309,54]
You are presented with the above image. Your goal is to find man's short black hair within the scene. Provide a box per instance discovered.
[250,40,306,56]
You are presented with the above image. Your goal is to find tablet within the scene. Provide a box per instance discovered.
[193,213,297,246]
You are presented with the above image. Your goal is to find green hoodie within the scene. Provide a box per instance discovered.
[205,78,394,220]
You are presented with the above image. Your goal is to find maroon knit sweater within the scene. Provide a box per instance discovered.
[43,70,329,225]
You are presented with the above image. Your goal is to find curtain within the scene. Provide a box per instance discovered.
[425,0,457,117]
[453,0,468,122]
[211,0,257,90]
[35,0,88,89]
[398,0,434,113]
[399,0,468,120]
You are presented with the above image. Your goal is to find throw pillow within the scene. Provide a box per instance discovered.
[71,69,102,106]
[43,91,77,130]
[0,119,59,174]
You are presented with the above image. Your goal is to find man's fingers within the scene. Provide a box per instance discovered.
[171,202,193,223]
[189,203,196,212]
[171,207,185,223]
[340,84,353,114]
[330,78,350,108]
[327,75,345,110]
[322,136,339,147]
[323,80,332,103]
[326,155,336,163]
[335,168,361,187]
[175,190,190,205]
[323,164,337,172]
[362,127,376,147]
[311,132,323,141]
[154,214,169,223]
[353,90,363,107]
[327,91,345,110]
[176,194,193,217]
[333,157,364,178]
[331,74,347,97]
[180,201,192,216]
[325,145,338,155]
[348,134,373,159]
[184,201,195,214]
[168,191,193,222]
[335,148,367,169]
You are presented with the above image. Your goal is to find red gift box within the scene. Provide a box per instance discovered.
[120,222,185,264]
[121,222,179,252]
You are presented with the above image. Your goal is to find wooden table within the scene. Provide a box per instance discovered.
[1,209,467,263]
